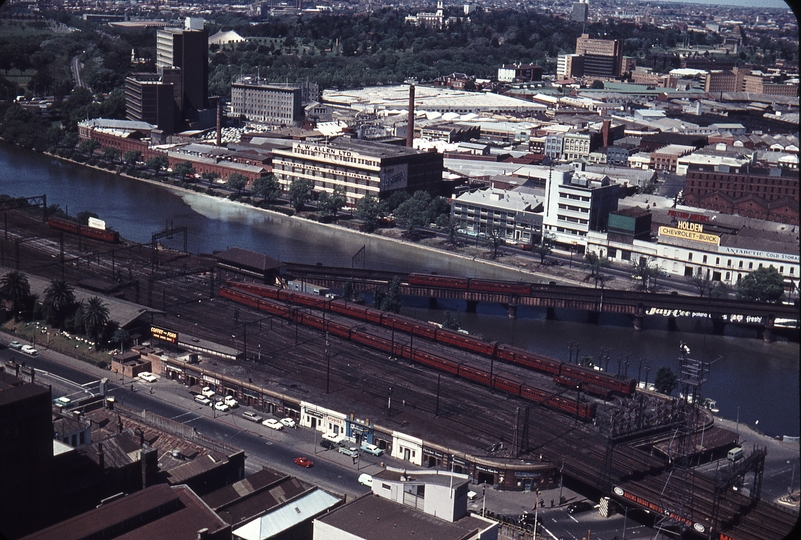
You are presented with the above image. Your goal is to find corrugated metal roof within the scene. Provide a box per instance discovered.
[232,489,340,540]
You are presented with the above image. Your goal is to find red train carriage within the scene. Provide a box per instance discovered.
[407,273,470,289]
[467,279,531,295]
[559,364,636,396]
[435,328,497,356]
[226,282,282,300]
[496,344,562,375]
[329,301,384,324]
[554,375,612,400]
[350,330,393,354]
[458,364,492,386]
[380,313,439,340]
[324,320,352,339]
[47,217,120,243]
[492,375,522,396]
[410,349,461,375]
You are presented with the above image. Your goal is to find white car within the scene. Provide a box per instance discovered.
[201,386,215,398]
[280,417,296,428]
[262,419,284,430]
[224,396,238,408]
[358,473,373,487]
[21,345,38,355]
[214,402,230,412]
[360,443,383,456]
[194,395,212,406]
[242,411,264,423]
[138,372,157,383]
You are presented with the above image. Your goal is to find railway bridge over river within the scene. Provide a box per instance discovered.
[284,264,799,341]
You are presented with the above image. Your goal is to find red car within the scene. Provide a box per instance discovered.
[294,456,313,468]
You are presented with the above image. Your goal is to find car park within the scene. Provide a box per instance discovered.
[567,501,594,514]
[263,419,284,430]
[360,443,383,456]
[358,473,373,487]
[319,439,337,450]
[242,411,263,423]
[294,456,313,468]
[280,417,296,428]
[338,446,359,457]
[138,372,157,383]
[21,345,38,355]
[9,341,22,350]
[214,402,230,412]
[194,395,211,406]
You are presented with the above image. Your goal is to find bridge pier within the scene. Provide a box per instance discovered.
[588,310,600,325]
[506,300,518,320]
[428,297,437,309]
[545,307,556,320]
[667,315,677,331]
[633,303,645,331]
[466,300,478,313]
[711,317,727,335]
[762,314,775,342]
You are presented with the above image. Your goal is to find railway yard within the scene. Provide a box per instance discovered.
[1,205,798,539]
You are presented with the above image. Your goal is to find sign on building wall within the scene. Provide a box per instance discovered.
[151,325,178,344]
[380,163,408,191]
[658,226,720,246]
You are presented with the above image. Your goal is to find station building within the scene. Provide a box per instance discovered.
[271,139,444,205]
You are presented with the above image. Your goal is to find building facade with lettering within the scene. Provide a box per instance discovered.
[271,139,444,205]
[586,206,800,293]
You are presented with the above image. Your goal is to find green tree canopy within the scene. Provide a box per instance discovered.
[43,279,76,329]
[251,174,282,202]
[0,270,32,320]
[173,161,196,179]
[532,232,554,264]
[317,186,346,217]
[355,193,383,233]
[380,276,403,313]
[394,190,432,237]
[654,366,677,395]
[736,266,785,303]
[227,172,248,193]
[289,178,315,212]
[147,155,169,172]
[123,150,142,166]
[79,296,110,344]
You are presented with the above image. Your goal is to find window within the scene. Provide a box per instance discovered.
[703,255,708,264]
[749,262,753,269]
[738,261,743,269]
[688,253,693,261]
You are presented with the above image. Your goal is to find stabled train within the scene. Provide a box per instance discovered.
[47,217,120,243]
[218,286,598,420]
[224,281,637,398]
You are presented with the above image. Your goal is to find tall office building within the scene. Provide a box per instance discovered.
[572,0,588,24]
[156,17,209,121]
[575,33,622,78]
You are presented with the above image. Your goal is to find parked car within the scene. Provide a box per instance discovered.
[280,417,296,428]
[224,396,238,407]
[358,473,373,487]
[567,501,594,514]
[294,456,313,468]
[263,419,284,430]
[201,386,215,398]
[320,439,337,450]
[214,402,230,412]
[138,372,157,383]
[360,443,383,456]
[21,345,38,355]
[242,411,263,423]
[194,395,211,406]
[9,340,22,350]
[338,446,359,458]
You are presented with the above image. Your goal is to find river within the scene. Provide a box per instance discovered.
[0,142,798,438]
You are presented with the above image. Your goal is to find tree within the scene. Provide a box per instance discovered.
[394,190,432,237]
[123,150,142,167]
[0,270,32,320]
[43,279,76,329]
[112,327,130,353]
[653,366,677,396]
[532,232,554,264]
[251,174,282,202]
[356,193,382,233]
[78,139,100,156]
[736,266,785,303]
[380,276,403,313]
[146,155,169,174]
[436,214,459,245]
[583,251,610,287]
[201,171,220,187]
[227,173,248,194]
[318,186,346,217]
[485,228,504,259]
[443,311,461,331]
[687,273,716,297]
[289,178,314,212]
[172,161,196,180]
[101,147,120,163]
[631,258,662,292]
[79,296,110,344]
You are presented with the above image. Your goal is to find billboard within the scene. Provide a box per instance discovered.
[151,325,178,344]
[658,226,719,245]
[87,216,107,230]
[380,163,408,191]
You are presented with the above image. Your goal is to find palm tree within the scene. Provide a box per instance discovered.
[0,270,32,321]
[43,279,76,329]
[81,296,110,344]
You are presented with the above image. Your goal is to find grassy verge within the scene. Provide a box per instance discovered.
[2,319,114,369]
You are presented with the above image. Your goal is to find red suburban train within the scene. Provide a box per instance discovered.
[223,281,637,398]
[218,285,597,420]
[47,217,120,243]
